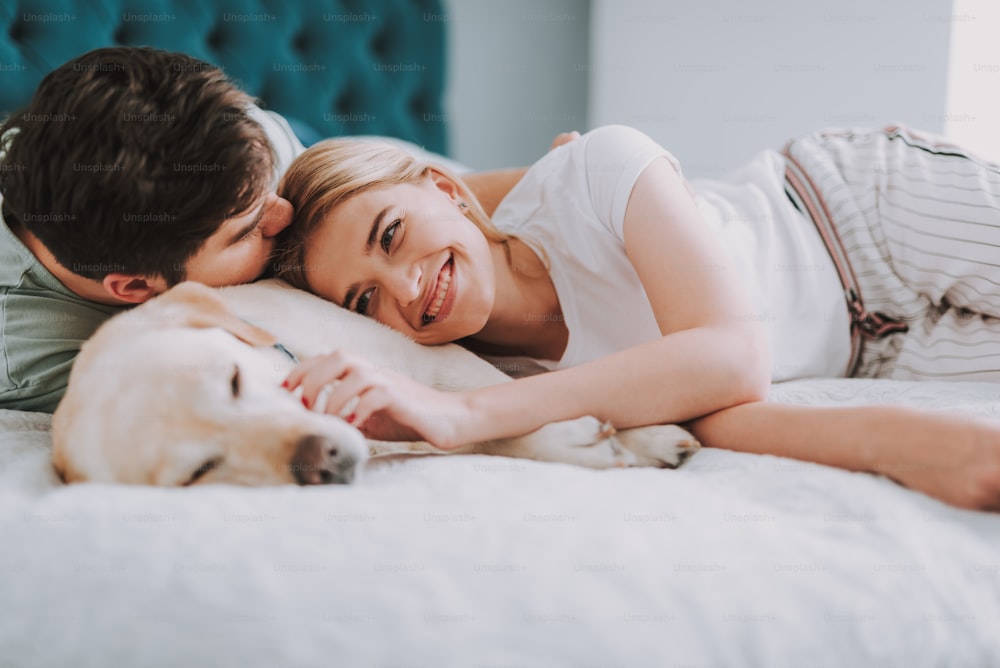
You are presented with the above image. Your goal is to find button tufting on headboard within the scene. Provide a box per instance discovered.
[0,0,448,153]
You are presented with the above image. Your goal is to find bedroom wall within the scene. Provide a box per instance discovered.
[945,0,1000,162]
[443,0,590,169]
[588,0,954,178]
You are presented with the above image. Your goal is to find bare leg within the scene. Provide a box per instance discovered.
[686,401,1000,512]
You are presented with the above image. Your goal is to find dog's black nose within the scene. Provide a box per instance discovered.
[290,434,359,485]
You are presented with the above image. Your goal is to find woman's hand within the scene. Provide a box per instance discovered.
[282,350,474,450]
[875,416,1000,512]
[688,403,1000,513]
[549,130,580,151]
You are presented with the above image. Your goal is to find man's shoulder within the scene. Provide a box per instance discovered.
[0,213,123,413]
[0,281,121,414]
[0,204,39,283]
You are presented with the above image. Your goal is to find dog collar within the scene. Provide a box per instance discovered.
[235,316,301,364]
[272,342,300,364]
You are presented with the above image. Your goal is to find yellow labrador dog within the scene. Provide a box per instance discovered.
[52,280,699,486]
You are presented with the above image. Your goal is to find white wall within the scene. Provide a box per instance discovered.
[589,0,953,178]
[444,0,590,169]
[945,0,1000,162]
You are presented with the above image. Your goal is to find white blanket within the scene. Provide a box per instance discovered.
[2,378,999,667]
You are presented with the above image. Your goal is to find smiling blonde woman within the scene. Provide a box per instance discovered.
[274,125,1000,512]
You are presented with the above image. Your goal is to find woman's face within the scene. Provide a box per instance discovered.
[302,173,496,345]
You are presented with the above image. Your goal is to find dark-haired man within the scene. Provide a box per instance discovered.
[0,47,528,412]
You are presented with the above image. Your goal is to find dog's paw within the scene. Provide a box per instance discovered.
[482,416,638,469]
[577,421,640,469]
[463,418,697,471]
[613,424,700,469]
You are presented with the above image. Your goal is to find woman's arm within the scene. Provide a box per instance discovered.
[455,155,771,440]
[286,349,1000,510]
[686,401,1000,511]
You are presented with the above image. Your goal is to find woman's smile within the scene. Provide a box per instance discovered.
[421,255,455,325]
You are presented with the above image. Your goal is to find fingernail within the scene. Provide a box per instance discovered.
[280,380,289,388]
[301,396,310,408]
[346,413,356,424]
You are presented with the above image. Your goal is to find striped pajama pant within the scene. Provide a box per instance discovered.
[784,125,1000,381]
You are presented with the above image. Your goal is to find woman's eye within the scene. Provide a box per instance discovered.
[380,220,401,253]
[355,288,374,316]
[354,219,399,316]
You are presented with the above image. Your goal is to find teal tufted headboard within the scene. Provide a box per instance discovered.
[0,0,448,153]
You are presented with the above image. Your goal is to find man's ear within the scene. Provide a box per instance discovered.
[102,274,170,304]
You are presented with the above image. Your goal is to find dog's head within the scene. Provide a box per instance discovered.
[52,282,368,487]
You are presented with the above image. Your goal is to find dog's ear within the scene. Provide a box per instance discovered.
[143,282,277,347]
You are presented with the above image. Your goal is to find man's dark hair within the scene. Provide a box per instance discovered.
[0,47,275,285]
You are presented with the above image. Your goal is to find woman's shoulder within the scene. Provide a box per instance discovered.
[491,125,680,244]
[539,124,668,171]
[537,125,678,193]
[495,126,670,207]
[580,124,663,153]
[579,124,680,178]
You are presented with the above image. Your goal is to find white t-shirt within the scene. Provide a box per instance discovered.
[248,106,306,178]
[490,125,851,382]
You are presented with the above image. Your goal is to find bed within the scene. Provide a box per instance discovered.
[2,2,999,666]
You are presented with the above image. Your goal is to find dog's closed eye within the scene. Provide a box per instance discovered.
[183,456,223,486]
[230,365,241,398]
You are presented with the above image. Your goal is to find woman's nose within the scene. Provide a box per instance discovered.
[260,195,294,237]
[384,263,422,307]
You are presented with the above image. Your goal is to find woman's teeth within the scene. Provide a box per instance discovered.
[424,261,452,322]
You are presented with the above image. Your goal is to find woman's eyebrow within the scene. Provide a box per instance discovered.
[342,205,393,309]
[363,205,392,254]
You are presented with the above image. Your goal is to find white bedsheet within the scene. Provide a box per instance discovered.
[1,378,999,667]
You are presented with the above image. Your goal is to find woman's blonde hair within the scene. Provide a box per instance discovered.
[274,139,525,291]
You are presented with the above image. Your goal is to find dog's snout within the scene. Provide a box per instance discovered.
[290,434,359,485]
